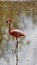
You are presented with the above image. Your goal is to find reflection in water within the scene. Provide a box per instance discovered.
[0,12,37,65]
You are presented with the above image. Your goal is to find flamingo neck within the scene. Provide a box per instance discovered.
[9,21,11,33]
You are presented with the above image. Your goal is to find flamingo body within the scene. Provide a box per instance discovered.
[10,29,25,38]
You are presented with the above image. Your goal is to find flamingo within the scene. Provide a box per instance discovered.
[6,18,26,65]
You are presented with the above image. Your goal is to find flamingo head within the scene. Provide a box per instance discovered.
[6,18,12,23]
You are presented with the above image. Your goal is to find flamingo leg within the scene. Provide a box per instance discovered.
[16,38,18,65]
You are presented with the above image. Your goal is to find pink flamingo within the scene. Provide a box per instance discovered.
[6,18,26,65]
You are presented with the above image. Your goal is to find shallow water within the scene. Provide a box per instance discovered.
[0,12,37,65]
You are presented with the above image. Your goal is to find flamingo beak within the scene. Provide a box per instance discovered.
[6,21,8,23]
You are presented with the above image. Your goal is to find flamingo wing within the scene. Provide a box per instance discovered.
[10,29,25,38]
